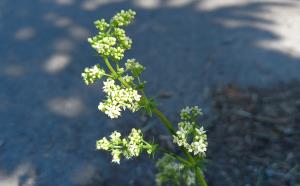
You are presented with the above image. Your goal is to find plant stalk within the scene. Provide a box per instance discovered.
[195,167,207,186]
[103,57,207,186]
[152,108,176,134]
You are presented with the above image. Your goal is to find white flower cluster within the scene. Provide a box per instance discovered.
[98,78,141,118]
[155,154,195,186]
[173,106,208,157]
[81,64,106,85]
[96,128,155,164]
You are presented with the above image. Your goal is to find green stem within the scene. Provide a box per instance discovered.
[152,108,176,134]
[103,57,130,87]
[158,147,192,166]
[103,74,114,78]
[103,57,116,74]
[195,167,207,186]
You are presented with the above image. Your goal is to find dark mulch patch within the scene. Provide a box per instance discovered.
[206,83,300,186]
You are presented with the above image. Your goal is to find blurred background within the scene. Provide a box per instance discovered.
[0,0,300,185]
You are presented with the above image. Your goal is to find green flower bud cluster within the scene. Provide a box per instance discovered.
[122,75,134,83]
[98,78,141,118]
[88,35,125,61]
[81,64,106,85]
[111,9,136,27]
[155,154,195,186]
[88,9,135,61]
[94,19,109,31]
[125,59,145,77]
[96,128,156,164]
[180,106,203,121]
[173,106,208,157]
[113,28,132,50]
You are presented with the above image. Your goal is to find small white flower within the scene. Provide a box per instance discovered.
[98,102,105,111]
[111,149,121,164]
[110,131,121,142]
[191,140,207,156]
[96,137,110,150]
[180,106,202,120]
[104,104,121,119]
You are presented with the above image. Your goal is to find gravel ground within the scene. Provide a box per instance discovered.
[207,83,300,186]
[0,0,300,185]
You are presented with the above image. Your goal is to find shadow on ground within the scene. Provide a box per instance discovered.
[0,0,300,185]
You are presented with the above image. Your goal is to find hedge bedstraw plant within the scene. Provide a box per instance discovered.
[82,9,208,186]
